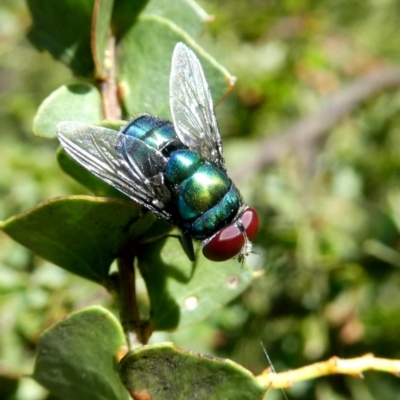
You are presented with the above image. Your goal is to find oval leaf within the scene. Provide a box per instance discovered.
[34,306,129,400]
[0,196,153,284]
[33,84,103,138]
[118,15,234,118]
[119,342,266,400]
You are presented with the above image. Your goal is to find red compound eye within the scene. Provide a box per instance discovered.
[202,207,259,262]
[241,207,259,241]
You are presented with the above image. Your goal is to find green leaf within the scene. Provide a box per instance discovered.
[92,0,114,78]
[138,238,257,330]
[97,119,126,130]
[119,342,266,400]
[57,147,130,200]
[0,196,153,284]
[0,376,19,399]
[143,0,211,39]
[118,15,233,118]
[139,219,174,243]
[33,306,129,400]
[27,0,96,77]
[33,84,103,138]
[112,0,149,39]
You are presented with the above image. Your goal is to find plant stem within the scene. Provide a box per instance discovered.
[117,250,150,349]
[91,0,121,120]
[98,35,122,120]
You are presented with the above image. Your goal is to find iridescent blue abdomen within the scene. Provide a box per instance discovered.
[121,115,241,239]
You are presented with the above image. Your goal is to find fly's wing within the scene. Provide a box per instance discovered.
[170,43,226,172]
[57,121,173,221]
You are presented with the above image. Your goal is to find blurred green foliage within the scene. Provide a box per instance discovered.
[1,0,400,399]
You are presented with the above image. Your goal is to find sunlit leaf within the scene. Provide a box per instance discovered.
[33,84,103,138]
[33,306,129,400]
[119,342,266,400]
[118,15,233,118]
[0,196,151,284]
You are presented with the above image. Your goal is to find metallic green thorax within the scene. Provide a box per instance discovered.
[167,150,230,220]
[123,116,242,240]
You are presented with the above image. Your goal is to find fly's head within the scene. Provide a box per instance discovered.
[202,206,259,263]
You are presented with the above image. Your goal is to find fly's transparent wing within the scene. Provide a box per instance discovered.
[170,42,226,171]
[57,121,173,221]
